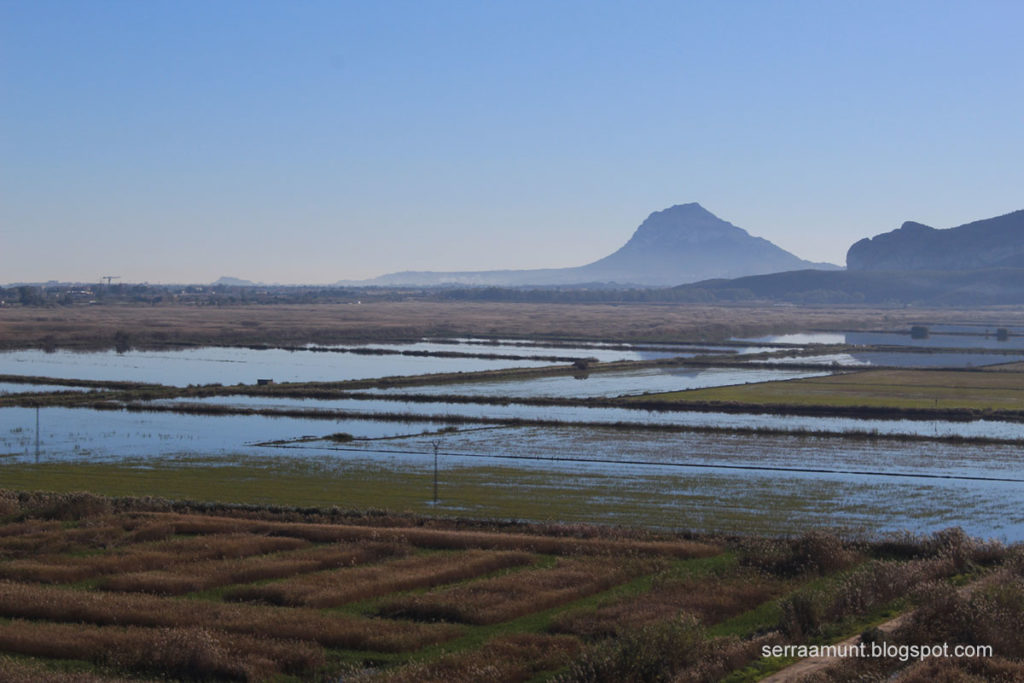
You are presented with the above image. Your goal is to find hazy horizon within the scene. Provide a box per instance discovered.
[3,1,1022,284]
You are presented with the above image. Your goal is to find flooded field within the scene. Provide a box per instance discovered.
[366,366,829,398]
[1,405,1020,539]
[745,330,1024,350]
[0,347,558,387]
[152,395,1024,440]
[0,406,459,463]
[763,351,1024,368]
[0,382,91,395]
[324,339,694,362]
[2,332,1021,540]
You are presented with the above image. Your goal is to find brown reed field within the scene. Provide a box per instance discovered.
[98,541,411,596]
[224,549,537,608]
[2,300,1017,351]
[0,490,1019,682]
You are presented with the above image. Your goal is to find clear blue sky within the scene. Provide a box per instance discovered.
[2,0,1022,284]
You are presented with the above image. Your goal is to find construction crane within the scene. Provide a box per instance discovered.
[101,276,120,285]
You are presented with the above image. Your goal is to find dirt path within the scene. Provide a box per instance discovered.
[759,575,992,682]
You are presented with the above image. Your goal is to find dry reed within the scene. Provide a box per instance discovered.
[0,654,146,683]
[0,580,460,652]
[225,549,535,607]
[378,557,646,625]
[0,533,308,583]
[146,512,721,558]
[0,619,323,681]
[98,540,409,595]
[550,571,790,638]
[369,633,582,683]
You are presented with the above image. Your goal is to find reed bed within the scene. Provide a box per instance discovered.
[0,619,323,681]
[0,655,140,683]
[550,570,790,638]
[0,521,130,558]
[367,633,583,683]
[143,512,722,558]
[98,540,409,595]
[1,300,1010,352]
[0,533,308,583]
[778,557,961,640]
[225,549,536,608]
[0,523,93,558]
[0,580,460,652]
[378,557,647,625]
[2,493,1013,681]
[0,519,63,538]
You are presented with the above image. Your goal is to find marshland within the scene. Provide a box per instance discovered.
[2,301,1024,680]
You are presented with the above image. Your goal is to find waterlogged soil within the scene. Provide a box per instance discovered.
[763,351,1024,368]
[3,445,1018,540]
[0,382,92,395]
[334,425,1024,482]
[0,347,558,387]
[739,333,848,345]
[316,339,693,363]
[364,366,830,399]
[153,395,1024,440]
[3,333,1022,542]
[745,329,1024,350]
[0,406,465,463]
[1,403,1021,538]
[325,426,1024,538]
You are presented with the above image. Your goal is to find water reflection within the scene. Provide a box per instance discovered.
[0,347,556,387]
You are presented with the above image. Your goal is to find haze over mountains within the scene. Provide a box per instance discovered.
[350,203,837,287]
[205,205,1024,305]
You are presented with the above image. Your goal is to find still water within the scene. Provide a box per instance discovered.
[0,347,556,387]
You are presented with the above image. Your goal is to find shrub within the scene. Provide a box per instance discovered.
[738,531,857,577]
[778,559,955,639]
[556,616,776,683]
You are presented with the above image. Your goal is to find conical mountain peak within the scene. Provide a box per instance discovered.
[359,203,834,287]
[626,203,750,248]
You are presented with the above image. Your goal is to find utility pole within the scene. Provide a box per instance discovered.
[35,405,40,463]
[431,439,441,504]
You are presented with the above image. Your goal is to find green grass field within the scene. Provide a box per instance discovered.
[1,451,1000,539]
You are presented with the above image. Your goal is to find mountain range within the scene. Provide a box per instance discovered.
[211,204,1024,304]
[664,209,1024,305]
[349,203,838,287]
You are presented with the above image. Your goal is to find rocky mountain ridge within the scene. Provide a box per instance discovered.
[847,210,1024,271]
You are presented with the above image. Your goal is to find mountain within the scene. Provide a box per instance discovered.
[356,204,837,287]
[669,267,1024,305]
[212,276,259,287]
[658,208,1024,305]
[847,209,1024,271]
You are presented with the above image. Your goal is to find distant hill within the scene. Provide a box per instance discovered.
[354,203,837,287]
[847,209,1024,271]
[212,276,259,287]
[668,267,1024,305]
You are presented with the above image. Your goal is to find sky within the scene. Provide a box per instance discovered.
[2,0,1022,285]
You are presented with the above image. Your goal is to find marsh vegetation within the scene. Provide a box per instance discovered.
[0,492,1018,682]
